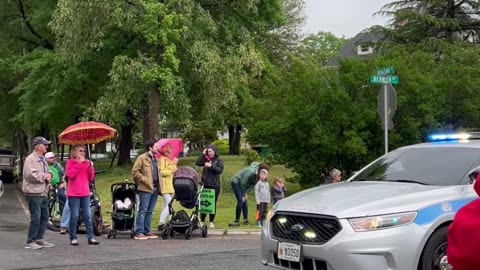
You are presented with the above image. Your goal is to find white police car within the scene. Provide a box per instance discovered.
[261,133,480,270]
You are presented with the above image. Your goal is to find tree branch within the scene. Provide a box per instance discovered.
[17,0,54,50]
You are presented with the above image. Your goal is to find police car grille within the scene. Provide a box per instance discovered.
[270,213,342,244]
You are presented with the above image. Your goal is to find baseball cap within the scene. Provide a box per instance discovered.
[32,136,51,147]
[44,152,55,159]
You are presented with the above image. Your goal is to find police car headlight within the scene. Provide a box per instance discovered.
[266,202,280,222]
[348,212,417,232]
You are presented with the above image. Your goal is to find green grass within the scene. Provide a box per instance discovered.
[92,155,299,230]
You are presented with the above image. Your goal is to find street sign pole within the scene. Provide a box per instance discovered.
[383,83,388,154]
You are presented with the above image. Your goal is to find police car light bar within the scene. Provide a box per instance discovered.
[427,133,472,142]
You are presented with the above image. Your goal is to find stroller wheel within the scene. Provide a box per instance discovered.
[161,227,169,240]
[169,229,175,238]
[185,227,193,240]
[107,229,115,239]
[201,225,208,238]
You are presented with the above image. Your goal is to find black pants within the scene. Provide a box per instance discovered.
[200,185,220,222]
[258,202,268,224]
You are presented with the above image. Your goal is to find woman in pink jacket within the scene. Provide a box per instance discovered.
[66,145,99,246]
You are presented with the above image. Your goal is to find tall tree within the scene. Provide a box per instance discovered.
[375,0,480,43]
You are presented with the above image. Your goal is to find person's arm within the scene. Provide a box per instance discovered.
[255,181,261,204]
[132,156,147,185]
[210,159,224,174]
[23,157,50,183]
[65,159,82,180]
[87,162,94,182]
[195,154,205,167]
[160,158,174,177]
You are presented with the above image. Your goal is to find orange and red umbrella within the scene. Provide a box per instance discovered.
[58,121,116,145]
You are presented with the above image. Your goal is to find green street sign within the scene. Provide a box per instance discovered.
[199,188,216,214]
[377,67,394,76]
[370,75,399,85]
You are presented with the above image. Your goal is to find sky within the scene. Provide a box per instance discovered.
[302,0,392,38]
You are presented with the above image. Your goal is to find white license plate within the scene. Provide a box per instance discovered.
[277,242,302,262]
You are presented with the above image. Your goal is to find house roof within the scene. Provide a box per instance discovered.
[326,31,383,67]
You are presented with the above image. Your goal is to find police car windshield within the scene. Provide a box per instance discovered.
[351,147,480,186]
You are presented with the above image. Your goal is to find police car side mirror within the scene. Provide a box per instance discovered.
[468,166,480,184]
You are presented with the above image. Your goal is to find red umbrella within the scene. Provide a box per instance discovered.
[58,121,116,145]
[154,139,183,160]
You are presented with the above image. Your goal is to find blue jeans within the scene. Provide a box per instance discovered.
[135,188,158,235]
[60,199,70,228]
[26,196,49,244]
[57,188,66,213]
[232,182,248,222]
[68,196,94,240]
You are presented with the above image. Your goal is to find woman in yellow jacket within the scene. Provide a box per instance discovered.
[158,144,178,230]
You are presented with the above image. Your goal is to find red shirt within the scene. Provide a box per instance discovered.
[447,176,480,270]
[65,159,94,197]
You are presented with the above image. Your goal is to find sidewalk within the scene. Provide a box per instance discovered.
[0,183,29,247]
[11,181,261,237]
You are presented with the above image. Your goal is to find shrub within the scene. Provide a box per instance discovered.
[220,175,233,193]
[243,149,261,165]
[211,139,229,153]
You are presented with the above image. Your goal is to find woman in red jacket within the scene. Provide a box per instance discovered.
[447,172,480,269]
[66,145,99,246]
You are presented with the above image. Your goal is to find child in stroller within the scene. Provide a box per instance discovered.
[161,167,208,240]
[107,180,136,239]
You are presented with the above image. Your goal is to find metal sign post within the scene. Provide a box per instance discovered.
[383,83,388,154]
[370,67,398,154]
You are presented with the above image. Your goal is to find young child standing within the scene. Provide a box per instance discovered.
[255,169,270,228]
[271,177,287,204]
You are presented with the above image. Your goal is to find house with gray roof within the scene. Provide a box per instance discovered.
[327,31,383,67]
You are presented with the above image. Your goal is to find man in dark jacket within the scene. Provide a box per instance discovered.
[195,145,224,228]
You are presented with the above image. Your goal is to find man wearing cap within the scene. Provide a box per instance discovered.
[45,152,66,212]
[22,136,55,249]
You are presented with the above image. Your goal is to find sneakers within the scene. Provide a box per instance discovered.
[145,232,158,239]
[134,234,148,240]
[59,228,67,234]
[243,219,250,225]
[36,240,55,248]
[209,222,215,228]
[228,221,240,227]
[25,242,42,250]
[256,221,262,228]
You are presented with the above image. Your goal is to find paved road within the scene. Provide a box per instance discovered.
[0,183,268,270]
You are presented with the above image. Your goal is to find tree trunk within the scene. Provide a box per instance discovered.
[228,125,235,155]
[233,124,242,155]
[148,88,160,140]
[117,122,133,166]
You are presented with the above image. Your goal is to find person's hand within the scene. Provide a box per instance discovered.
[204,162,212,168]
[45,172,52,182]
[202,148,207,155]
[89,160,94,167]
[58,183,65,189]
[172,158,179,165]
[78,156,86,163]
[241,195,246,203]
[244,194,248,200]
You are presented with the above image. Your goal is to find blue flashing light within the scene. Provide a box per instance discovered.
[427,133,471,142]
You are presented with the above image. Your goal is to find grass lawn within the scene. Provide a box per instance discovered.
[92,155,300,230]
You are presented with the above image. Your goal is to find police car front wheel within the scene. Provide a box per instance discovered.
[420,226,449,270]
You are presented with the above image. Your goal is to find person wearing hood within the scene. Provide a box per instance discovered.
[447,173,480,270]
[228,162,269,227]
[195,145,224,228]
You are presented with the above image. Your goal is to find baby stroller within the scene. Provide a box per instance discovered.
[161,167,208,240]
[107,180,136,239]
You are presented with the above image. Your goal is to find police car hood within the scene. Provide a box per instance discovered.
[276,181,465,218]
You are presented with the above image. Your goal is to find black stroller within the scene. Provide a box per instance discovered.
[161,167,208,240]
[107,180,136,239]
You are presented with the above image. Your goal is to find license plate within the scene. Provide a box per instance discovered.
[277,242,302,262]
